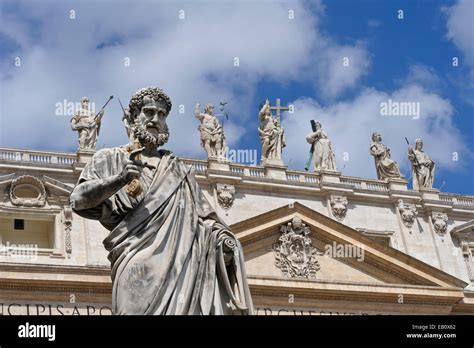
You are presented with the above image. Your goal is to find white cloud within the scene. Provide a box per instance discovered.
[444,0,474,81]
[0,0,371,157]
[401,64,441,90]
[313,40,370,99]
[282,81,468,183]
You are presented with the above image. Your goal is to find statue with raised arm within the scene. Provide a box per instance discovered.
[306,121,337,171]
[70,87,253,315]
[195,103,227,158]
[369,132,402,180]
[408,138,435,190]
[258,99,285,165]
[70,97,104,151]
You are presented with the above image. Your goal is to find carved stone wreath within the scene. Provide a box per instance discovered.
[273,217,320,279]
[9,175,46,207]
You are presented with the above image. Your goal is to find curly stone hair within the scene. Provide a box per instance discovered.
[128,86,172,119]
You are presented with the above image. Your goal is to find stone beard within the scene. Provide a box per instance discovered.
[70,87,253,315]
[130,121,169,147]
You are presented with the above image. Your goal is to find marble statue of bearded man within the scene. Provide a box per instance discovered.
[70,87,253,315]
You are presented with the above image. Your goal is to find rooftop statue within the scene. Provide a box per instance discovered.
[258,99,285,165]
[70,96,112,151]
[195,103,227,158]
[305,120,337,172]
[408,138,435,190]
[369,132,403,180]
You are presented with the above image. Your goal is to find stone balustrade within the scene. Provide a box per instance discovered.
[0,147,77,166]
[2,147,473,207]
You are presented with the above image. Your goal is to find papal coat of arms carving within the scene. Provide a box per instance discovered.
[273,217,320,279]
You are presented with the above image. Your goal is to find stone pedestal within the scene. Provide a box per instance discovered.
[388,178,408,191]
[73,151,94,173]
[76,150,95,164]
[420,187,440,201]
[208,156,230,171]
[319,170,341,184]
[262,158,284,167]
[264,163,288,180]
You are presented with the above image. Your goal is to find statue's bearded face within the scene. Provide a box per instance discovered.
[132,97,169,147]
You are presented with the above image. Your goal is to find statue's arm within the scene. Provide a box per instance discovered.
[407,147,416,163]
[370,144,382,156]
[70,116,79,130]
[194,103,203,121]
[70,159,142,211]
[95,110,104,124]
[70,175,126,211]
[306,131,318,144]
[259,100,270,121]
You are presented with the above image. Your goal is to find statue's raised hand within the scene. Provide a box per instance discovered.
[119,159,143,184]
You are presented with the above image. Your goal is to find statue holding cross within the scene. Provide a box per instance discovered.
[258,98,287,166]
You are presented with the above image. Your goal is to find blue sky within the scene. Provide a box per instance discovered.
[0,0,473,194]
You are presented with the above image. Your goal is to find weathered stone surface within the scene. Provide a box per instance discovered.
[69,87,253,315]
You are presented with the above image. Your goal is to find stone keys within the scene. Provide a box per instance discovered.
[124,140,156,198]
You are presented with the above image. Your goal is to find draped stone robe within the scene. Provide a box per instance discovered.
[70,110,101,151]
[306,130,337,171]
[409,149,435,190]
[72,146,253,315]
[369,142,402,180]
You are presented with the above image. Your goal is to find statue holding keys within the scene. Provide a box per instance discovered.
[70,87,253,315]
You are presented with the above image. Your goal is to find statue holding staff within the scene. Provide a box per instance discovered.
[407,138,435,190]
[71,96,113,151]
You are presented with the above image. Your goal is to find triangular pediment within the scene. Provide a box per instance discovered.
[231,202,467,289]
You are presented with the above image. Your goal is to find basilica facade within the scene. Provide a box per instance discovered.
[0,144,473,315]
